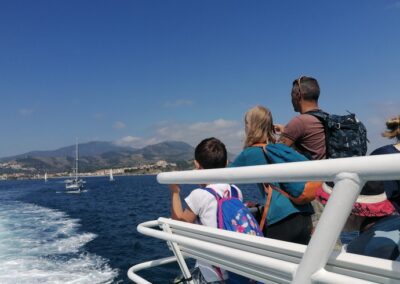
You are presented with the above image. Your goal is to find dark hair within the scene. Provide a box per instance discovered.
[292,76,320,101]
[195,137,227,169]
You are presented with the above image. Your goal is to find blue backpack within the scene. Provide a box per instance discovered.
[202,186,263,284]
[202,186,263,236]
[258,143,322,205]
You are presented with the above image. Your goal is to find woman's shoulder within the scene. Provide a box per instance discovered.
[230,147,266,167]
[237,146,265,158]
[371,144,399,155]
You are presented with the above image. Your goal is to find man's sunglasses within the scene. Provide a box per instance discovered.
[295,76,305,95]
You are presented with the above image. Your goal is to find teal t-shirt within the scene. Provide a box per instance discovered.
[230,146,314,226]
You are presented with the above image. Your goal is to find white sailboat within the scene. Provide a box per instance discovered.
[44,172,48,182]
[65,140,85,191]
[109,169,114,181]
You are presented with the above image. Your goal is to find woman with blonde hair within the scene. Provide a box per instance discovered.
[379,116,400,150]
[230,105,314,245]
[243,105,276,148]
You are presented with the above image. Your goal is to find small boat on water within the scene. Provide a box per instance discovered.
[44,172,48,182]
[65,141,85,192]
[65,178,85,191]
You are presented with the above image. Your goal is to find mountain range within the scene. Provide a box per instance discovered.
[0,141,195,173]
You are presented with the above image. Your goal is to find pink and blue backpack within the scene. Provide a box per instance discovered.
[202,186,263,283]
[202,186,263,236]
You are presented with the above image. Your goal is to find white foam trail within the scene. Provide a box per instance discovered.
[0,202,118,284]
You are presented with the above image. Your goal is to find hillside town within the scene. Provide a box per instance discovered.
[0,160,184,180]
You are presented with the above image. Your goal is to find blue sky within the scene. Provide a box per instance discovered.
[1,0,399,157]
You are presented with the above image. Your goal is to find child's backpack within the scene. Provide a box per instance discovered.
[306,110,368,159]
[202,186,263,284]
[202,186,263,235]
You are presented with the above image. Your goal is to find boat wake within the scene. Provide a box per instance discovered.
[0,201,118,284]
[55,189,88,194]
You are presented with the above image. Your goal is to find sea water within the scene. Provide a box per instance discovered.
[0,201,115,283]
[0,176,260,283]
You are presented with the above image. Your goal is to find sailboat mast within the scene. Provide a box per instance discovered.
[75,139,79,180]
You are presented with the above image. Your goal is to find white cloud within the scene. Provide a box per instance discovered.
[113,118,244,154]
[163,99,194,108]
[114,136,159,148]
[155,119,244,154]
[113,121,126,129]
[188,119,238,131]
[18,108,34,116]
[386,1,400,9]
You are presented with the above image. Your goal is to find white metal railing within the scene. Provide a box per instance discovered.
[128,255,179,284]
[157,154,400,184]
[129,154,400,284]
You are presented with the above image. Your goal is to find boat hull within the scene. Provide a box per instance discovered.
[65,180,84,191]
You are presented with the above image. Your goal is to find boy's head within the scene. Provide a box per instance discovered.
[194,137,227,169]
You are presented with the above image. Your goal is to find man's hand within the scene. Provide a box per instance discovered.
[274,124,285,134]
[274,124,295,146]
[278,135,294,146]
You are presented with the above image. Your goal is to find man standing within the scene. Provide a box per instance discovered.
[277,76,326,160]
[276,76,327,230]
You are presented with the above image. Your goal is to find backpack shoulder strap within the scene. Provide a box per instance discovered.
[229,185,239,198]
[251,143,267,148]
[305,109,329,123]
[201,187,221,201]
[305,110,330,158]
[250,143,271,164]
[260,184,273,231]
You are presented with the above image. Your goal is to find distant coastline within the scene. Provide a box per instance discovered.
[0,140,197,181]
[0,161,194,181]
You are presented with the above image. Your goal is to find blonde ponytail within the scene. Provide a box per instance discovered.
[244,105,276,148]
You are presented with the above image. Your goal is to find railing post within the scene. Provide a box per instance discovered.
[292,173,364,284]
[161,223,194,284]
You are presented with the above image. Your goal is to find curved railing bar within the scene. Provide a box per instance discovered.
[157,153,400,184]
[136,221,298,276]
[127,256,178,284]
[129,219,382,284]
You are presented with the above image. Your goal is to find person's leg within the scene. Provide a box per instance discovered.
[189,267,226,284]
[264,213,312,245]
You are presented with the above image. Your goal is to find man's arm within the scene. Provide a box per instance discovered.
[169,184,197,223]
[275,123,295,146]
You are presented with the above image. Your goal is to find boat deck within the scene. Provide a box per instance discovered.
[129,154,400,284]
